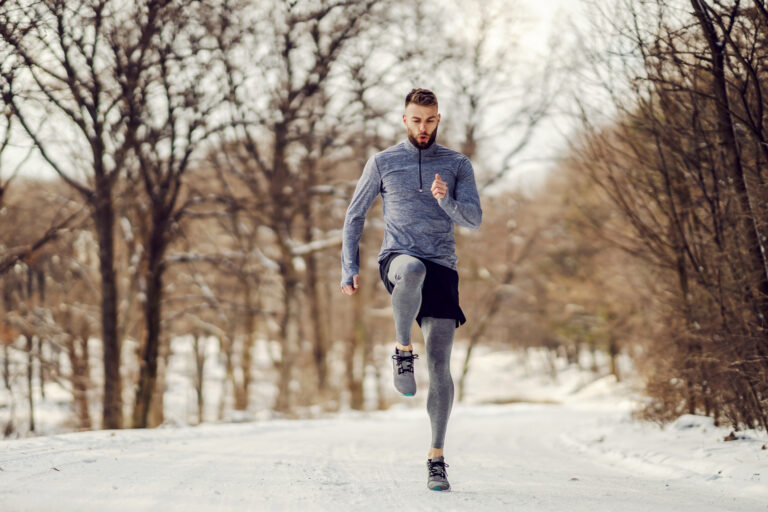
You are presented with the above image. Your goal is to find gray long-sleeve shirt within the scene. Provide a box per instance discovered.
[341,139,482,286]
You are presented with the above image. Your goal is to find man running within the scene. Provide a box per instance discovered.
[340,88,482,491]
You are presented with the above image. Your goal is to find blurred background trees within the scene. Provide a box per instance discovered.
[1,0,766,436]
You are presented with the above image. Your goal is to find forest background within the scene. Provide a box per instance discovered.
[1,0,767,437]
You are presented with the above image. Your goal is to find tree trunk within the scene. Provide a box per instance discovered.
[692,1,768,323]
[193,334,206,424]
[306,250,329,392]
[36,336,45,400]
[219,334,235,420]
[608,335,620,382]
[25,334,35,432]
[68,335,92,430]
[348,286,365,411]
[132,217,168,428]
[93,190,122,430]
[2,343,10,393]
[234,284,256,411]
[300,157,330,394]
[274,266,299,413]
[148,334,170,427]
[2,342,15,437]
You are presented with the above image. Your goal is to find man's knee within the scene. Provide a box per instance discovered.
[402,259,426,281]
[392,257,426,285]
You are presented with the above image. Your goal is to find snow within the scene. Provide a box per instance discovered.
[1,344,767,511]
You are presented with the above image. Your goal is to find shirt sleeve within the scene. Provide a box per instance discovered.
[437,157,482,229]
[340,155,381,286]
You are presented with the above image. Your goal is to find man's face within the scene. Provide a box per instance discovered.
[403,103,440,149]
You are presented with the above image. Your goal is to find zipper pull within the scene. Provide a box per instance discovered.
[418,148,423,192]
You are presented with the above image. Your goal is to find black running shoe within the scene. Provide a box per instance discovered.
[391,347,418,396]
[427,457,450,491]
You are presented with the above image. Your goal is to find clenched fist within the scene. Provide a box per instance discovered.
[431,173,447,200]
[341,274,359,295]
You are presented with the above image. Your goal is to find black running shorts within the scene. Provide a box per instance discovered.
[378,252,467,328]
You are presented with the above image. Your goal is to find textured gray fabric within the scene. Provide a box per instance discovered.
[421,317,455,450]
[387,254,426,345]
[386,253,455,448]
[340,139,482,286]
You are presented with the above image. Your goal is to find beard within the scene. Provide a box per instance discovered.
[408,126,438,149]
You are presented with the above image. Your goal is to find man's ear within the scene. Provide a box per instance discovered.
[437,113,441,124]
[402,113,407,126]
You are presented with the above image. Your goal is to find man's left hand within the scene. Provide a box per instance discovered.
[431,173,447,200]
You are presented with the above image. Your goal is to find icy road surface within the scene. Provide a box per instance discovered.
[2,397,766,511]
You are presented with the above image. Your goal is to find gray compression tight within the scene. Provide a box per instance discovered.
[388,254,456,450]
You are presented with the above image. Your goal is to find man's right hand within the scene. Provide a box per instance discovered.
[341,274,360,295]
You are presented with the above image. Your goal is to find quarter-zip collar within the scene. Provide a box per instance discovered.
[404,139,439,192]
[419,148,423,191]
[404,138,439,156]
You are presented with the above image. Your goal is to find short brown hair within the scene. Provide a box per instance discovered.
[405,88,438,109]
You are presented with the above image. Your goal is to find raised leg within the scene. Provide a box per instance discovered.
[387,255,426,347]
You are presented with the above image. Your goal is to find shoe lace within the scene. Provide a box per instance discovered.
[428,460,449,479]
[391,352,419,375]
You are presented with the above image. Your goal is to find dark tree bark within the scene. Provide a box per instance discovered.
[0,0,175,430]
[128,1,229,428]
[571,0,768,429]
[93,184,123,429]
[25,333,34,432]
[192,333,206,424]
[132,225,167,427]
[691,0,768,322]
[68,334,92,431]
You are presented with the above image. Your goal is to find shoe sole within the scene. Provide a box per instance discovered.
[431,486,450,491]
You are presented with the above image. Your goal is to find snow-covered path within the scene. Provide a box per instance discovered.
[2,400,766,512]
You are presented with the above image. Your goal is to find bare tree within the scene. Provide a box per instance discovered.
[0,0,177,429]
[0,48,86,275]
[122,1,232,429]
[213,0,389,412]
[570,0,768,428]
[691,0,768,320]
[440,0,557,191]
